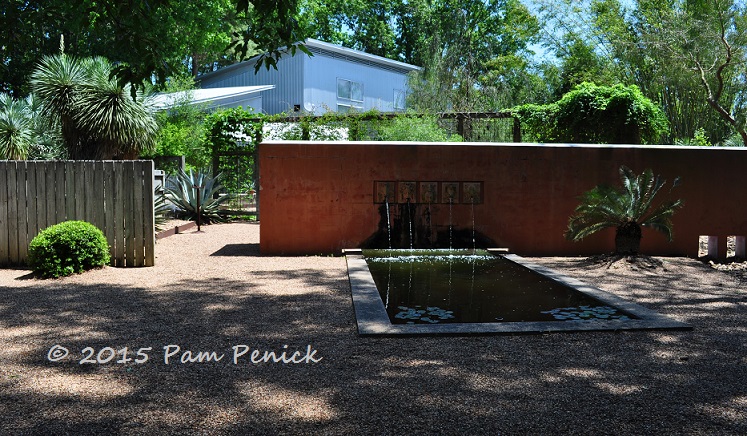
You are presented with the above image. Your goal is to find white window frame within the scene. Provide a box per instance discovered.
[337,78,364,103]
[394,89,406,111]
[337,103,363,113]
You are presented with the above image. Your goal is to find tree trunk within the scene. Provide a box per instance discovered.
[615,222,642,255]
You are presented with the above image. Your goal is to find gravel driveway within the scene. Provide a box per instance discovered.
[1,222,745,434]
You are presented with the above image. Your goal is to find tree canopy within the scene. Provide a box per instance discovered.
[2,0,747,146]
[1,0,304,96]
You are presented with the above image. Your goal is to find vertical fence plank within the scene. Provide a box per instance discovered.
[93,161,105,233]
[142,161,155,267]
[114,162,125,266]
[74,162,86,220]
[65,161,76,220]
[83,161,95,225]
[0,162,9,265]
[35,162,48,232]
[7,162,19,264]
[124,161,136,266]
[103,161,116,264]
[55,161,66,223]
[25,163,38,259]
[133,162,145,267]
[15,162,29,263]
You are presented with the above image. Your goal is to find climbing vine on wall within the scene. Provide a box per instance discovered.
[204,107,263,198]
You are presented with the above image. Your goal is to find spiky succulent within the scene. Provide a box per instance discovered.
[164,169,232,224]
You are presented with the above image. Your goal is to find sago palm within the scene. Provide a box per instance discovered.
[565,165,684,255]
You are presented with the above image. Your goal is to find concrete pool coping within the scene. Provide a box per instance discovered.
[344,249,693,336]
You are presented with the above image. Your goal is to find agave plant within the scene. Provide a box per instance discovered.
[164,169,232,224]
[565,165,684,255]
[154,190,172,232]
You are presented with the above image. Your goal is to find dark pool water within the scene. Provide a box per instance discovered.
[363,249,638,324]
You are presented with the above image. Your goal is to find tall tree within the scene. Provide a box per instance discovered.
[1,0,307,96]
[405,0,542,111]
[534,0,747,144]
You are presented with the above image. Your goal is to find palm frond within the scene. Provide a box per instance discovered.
[565,165,683,248]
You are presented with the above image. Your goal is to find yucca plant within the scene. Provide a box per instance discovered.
[0,93,66,160]
[31,54,157,159]
[0,93,33,159]
[164,169,232,224]
[565,165,684,255]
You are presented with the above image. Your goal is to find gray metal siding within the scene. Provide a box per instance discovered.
[200,50,410,114]
[305,52,410,114]
[200,56,303,114]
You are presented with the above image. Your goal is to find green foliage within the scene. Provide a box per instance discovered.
[511,103,558,143]
[154,190,172,232]
[204,107,262,196]
[0,93,66,160]
[0,93,33,159]
[565,165,683,254]
[513,83,669,144]
[28,221,110,278]
[375,114,462,142]
[676,128,713,147]
[720,134,745,147]
[403,0,543,112]
[0,1,300,96]
[534,0,747,145]
[31,54,158,159]
[692,128,713,147]
[142,75,211,172]
[165,169,233,224]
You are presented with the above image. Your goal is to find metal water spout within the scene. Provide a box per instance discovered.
[385,195,392,249]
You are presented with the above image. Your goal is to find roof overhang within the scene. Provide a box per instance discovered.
[150,85,275,110]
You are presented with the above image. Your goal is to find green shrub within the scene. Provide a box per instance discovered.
[513,82,669,144]
[376,114,463,142]
[28,221,111,278]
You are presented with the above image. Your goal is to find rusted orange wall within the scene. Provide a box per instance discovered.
[259,141,747,257]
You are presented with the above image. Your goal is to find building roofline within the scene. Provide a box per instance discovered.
[303,39,421,72]
[150,85,275,110]
[197,39,421,82]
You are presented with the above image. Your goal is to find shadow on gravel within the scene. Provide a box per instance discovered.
[1,259,746,434]
[210,243,261,257]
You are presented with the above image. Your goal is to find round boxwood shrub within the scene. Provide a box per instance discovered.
[28,221,111,278]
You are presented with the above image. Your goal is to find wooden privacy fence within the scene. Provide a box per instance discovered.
[0,160,155,267]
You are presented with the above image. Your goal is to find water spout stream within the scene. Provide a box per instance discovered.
[449,197,454,250]
[471,198,476,252]
[407,197,413,250]
[385,195,392,249]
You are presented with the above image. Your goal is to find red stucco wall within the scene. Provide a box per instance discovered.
[259,141,747,257]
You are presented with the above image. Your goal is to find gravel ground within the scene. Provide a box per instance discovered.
[1,222,745,435]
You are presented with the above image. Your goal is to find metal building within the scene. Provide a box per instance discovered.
[197,39,421,115]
